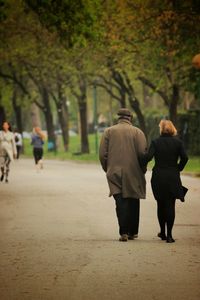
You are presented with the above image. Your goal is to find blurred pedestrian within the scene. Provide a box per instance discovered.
[141,120,188,243]
[99,108,147,242]
[31,126,45,171]
[14,128,23,159]
[0,121,17,183]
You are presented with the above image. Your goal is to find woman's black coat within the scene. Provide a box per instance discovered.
[141,134,188,201]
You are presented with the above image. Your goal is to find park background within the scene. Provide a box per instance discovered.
[0,0,200,173]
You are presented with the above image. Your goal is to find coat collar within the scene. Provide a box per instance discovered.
[118,119,132,125]
[160,133,173,137]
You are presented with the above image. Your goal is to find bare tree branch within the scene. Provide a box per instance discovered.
[96,82,121,102]
[0,67,30,96]
[138,75,169,106]
[34,99,44,110]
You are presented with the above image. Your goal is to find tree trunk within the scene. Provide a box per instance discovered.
[76,76,89,154]
[0,106,6,127]
[12,87,23,133]
[129,97,147,137]
[42,87,57,151]
[14,106,23,133]
[119,89,126,107]
[111,68,126,107]
[57,99,69,152]
[79,99,89,153]
[31,103,42,128]
[142,82,151,106]
[137,75,180,126]
[169,84,179,125]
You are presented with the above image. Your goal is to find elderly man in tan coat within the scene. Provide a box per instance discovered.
[99,108,147,241]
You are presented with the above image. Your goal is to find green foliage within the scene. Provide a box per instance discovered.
[139,110,200,155]
[186,68,200,102]
[178,111,200,156]
[24,0,103,48]
[1,0,200,154]
[0,0,7,21]
[0,82,13,117]
[183,156,200,174]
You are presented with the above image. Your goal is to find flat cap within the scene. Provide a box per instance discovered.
[117,108,132,117]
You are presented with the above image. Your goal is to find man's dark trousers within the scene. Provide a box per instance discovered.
[114,193,140,236]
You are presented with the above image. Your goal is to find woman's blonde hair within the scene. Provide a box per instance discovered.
[33,126,45,140]
[159,120,177,136]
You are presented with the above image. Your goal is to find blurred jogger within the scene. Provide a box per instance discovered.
[31,127,45,171]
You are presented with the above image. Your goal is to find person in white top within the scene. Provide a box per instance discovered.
[0,121,17,183]
[14,128,23,159]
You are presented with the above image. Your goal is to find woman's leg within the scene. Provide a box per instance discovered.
[0,156,5,181]
[157,200,166,239]
[33,148,39,164]
[33,148,43,165]
[16,146,21,159]
[5,155,11,182]
[165,198,176,240]
[38,148,44,169]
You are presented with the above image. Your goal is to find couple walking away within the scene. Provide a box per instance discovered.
[99,108,188,243]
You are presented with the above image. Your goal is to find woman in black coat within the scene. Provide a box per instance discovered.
[142,120,188,243]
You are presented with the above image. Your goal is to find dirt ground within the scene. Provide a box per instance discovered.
[0,159,200,300]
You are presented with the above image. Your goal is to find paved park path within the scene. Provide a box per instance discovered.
[0,159,200,300]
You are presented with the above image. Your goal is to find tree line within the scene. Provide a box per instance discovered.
[0,0,200,153]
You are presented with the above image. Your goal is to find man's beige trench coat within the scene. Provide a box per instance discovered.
[99,119,147,199]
